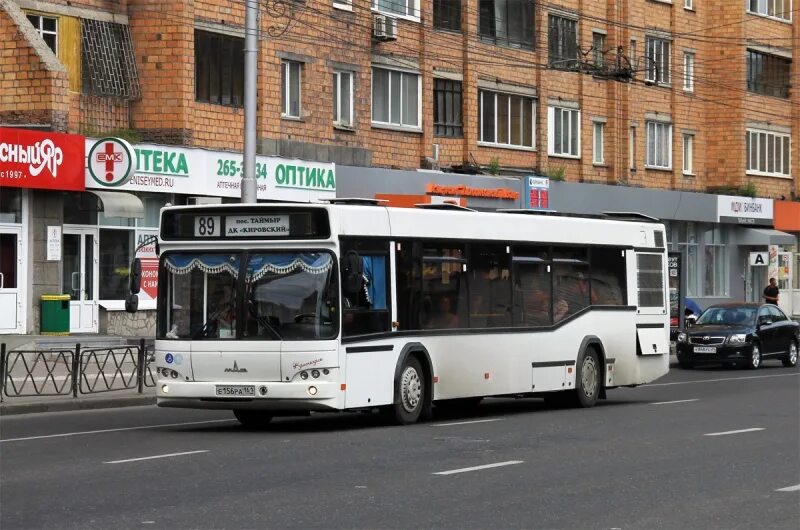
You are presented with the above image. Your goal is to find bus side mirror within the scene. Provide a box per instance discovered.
[125,293,139,313]
[129,258,142,295]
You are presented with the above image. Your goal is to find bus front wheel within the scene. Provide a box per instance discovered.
[391,356,425,424]
[233,409,273,428]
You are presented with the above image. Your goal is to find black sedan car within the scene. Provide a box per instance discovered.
[676,303,799,369]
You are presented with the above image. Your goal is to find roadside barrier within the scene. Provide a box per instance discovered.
[0,339,155,402]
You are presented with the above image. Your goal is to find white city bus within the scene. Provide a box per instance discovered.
[148,201,669,426]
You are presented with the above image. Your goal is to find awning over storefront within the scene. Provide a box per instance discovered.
[737,227,796,246]
[86,190,144,218]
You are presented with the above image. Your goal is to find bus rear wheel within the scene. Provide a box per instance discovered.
[233,409,273,428]
[391,356,425,425]
[547,349,601,409]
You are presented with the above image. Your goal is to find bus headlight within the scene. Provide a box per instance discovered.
[311,369,320,379]
[728,334,747,344]
[300,371,309,380]
[677,332,687,343]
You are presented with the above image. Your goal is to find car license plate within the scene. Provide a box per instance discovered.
[694,346,716,353]
[215,385,255,397]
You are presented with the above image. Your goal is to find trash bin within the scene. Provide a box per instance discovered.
[40,294,71,335]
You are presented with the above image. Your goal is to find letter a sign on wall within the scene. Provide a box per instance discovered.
[87,137,136,187]
[749,252,768,266]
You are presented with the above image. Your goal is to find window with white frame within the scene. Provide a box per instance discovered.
[670,222,699,297]
[629,126,637,169]
[548,107,580,157]
[703,225,728,297]
[646,121,672,169]
[333,0,352,10]
[373,0,419,19]
[371,67,420,129]
[684,0,694,9]
[746,50,790,99]
[333,70,353,127]
[645,37,670,84]
[746,129,791,177]
[683,52,694,91]
[592,32,606,68]
[281,61,302,118]
[747,0,792,22]
[26,14,57,54]
[479,90,535,148]
[593,122,604,164]
[683,134,694,174]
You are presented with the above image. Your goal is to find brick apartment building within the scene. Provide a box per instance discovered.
[1,0,798,335]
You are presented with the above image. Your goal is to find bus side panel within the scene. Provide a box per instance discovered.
[344,347,398,408]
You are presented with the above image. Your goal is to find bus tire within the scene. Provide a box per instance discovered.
[392,356,425,425]
[574,348,601,408]
[233,409,273,428]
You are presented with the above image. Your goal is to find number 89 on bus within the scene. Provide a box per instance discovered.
[194,216,221,237]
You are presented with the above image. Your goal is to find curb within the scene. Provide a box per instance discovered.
[0,395,156,416]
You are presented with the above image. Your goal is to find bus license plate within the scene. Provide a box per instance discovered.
[694,346,716,353]
[215,385,255,397]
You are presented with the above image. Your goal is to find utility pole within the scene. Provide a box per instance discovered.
[241,0,258,203]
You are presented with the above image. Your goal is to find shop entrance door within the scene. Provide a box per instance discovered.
[0,226,23,333]
[63,228,99,333]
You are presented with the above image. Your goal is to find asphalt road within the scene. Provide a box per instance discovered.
[2,362,798,530]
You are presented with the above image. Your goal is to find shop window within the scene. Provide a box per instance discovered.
[0,188,22,223]
[195,30,244,107]
[63,192,98,224]
[703,225,728,297]
[553,247,590,321]
[469,245,511,328]
[99,228,133,300]
[421,244,467,329]
[512,246,551,326]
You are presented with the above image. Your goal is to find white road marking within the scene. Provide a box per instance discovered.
[649,373,798,387]
[430,418,503,427]
[775,484,800,492]
[704,428,764,437]
[433,460,523,475]
[0,419,236,443]
[105,450,208,464]
[650,399,699,405]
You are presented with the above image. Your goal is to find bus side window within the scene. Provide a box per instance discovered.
[589,247,626,305]
[553,247,590,321]
[341,241,391,337]
[421,244,468,330]
[469,245,511,328]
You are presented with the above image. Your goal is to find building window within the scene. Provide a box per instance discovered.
[684,0,694,9]
[26,14,57,54]
[478,0,534,49]
[333,70,353,127]
[372,67,420,129]
[373,0,419,19]
[548,15,578,70]
[629,40,637,80]
[433,0,461,31]
[746,50,790,99]
[747,0,792,21]
[703,226,728,297]
[683,134,694,174]
[195,30,244,107]
[479,90,535,148]
[333,0,352,10]
[646,121,672,169]
[629,126,637,169]
[746,129,791,177]
[645,37,671,84]
[593,122,604,164]
[548,106,580,157]
[592,32,606,68]
[683,52,695,91]
[434,79,463,137]
[281,61,302,118]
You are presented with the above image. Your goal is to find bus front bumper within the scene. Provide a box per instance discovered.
[156,380,340,411]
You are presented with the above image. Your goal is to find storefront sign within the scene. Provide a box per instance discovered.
[749,252,768,266]
[87,138,136,187]
[136,230,159,301]
[425,183,519,200]
[0,128,85,191]
[717,196,772,226]
[84,139,336,202]
[768,245,779,281]
[524,176,550,209]
[47,226,61,261]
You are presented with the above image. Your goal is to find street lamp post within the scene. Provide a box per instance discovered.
[241,0,258,203]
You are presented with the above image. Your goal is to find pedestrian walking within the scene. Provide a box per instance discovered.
[763,277,779,305]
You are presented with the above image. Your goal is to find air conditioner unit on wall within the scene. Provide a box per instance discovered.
[373,14,397,41]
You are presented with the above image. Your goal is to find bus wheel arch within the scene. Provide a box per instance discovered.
[390,343,434,424]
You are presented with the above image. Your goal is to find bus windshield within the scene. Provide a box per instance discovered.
[159,251,338,340]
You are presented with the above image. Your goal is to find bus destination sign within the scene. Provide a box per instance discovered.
[225,215,290,237]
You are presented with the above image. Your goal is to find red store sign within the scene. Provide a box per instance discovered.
[0,128,85,191]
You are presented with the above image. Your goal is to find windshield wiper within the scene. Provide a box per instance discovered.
[248,302,282,339]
